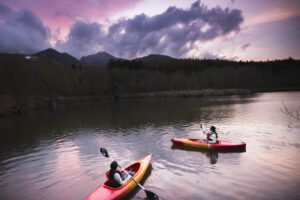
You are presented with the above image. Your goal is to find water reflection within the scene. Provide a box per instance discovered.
[0,96,255,162]
[206,151,218,164]
[0,92,299,200]
[171,145,246,165]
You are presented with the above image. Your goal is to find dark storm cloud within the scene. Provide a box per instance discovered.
[59,0,244,58]
[200,51,238,60]
[241,43,251,51]
[60,21,102,52]
[0,3,50,54]
[56,20,110,58]
[200,51,220,59]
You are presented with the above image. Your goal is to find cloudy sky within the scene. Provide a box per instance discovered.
[0,0,299,60]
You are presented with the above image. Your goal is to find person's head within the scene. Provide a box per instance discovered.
[110,161,118,171]
[210,126,216,133]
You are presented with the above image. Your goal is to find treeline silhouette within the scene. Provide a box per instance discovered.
[0,53,299,96]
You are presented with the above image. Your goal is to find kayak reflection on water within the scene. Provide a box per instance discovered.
[171,145,220,164]
[171,144,246,165]
[206,151,218,164]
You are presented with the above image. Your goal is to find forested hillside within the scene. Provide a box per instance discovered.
[0,53,299,96]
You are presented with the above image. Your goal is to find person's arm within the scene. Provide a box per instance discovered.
[207,133,217,143]
[200,125,206,134]
[113,173,132,185]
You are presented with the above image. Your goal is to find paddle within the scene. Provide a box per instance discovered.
[200,124,210,144]
[200,124,206,134]
[100,147,161,200]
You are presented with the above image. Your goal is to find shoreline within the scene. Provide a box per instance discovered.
[0,88,299,117]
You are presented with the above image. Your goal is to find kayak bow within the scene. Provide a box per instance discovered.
[85,154,152,200]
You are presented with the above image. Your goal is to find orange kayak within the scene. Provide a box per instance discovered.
[171,138,246,150]
[85,154,152,200]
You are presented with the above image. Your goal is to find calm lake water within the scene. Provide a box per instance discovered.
[0,92,299,200]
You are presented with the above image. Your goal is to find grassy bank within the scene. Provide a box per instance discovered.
[0,89,253,116]
[120,89,252,98]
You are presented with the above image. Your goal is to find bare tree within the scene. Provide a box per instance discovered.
[281,101,300,128]
[281,101,300,120]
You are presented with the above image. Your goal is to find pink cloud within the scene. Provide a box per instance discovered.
[1,0,142,38]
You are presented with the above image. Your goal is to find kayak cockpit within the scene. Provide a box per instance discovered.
[104,162,141,188]
[188,138,220,144]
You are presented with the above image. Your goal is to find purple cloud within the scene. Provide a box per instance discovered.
[1,0,142,33]
[0,3,51,54]
[241,43,251,51]
[59,0,244,58]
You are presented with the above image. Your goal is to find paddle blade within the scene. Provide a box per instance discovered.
[145,190,160,200]
[100,147,109,157]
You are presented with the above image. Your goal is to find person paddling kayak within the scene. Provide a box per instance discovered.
[107,161,135,187]
[206,126,218,144]
[198,125,218,144]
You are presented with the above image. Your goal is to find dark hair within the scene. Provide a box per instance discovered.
[109,161,120,179]
[110,161,118,170]
[210,126,218,138]
[210,126,216,132]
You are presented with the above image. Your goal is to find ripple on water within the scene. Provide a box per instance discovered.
[0,92,300,200]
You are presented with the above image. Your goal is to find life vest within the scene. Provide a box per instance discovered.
[207,132,217,141]
[106,170,123,187]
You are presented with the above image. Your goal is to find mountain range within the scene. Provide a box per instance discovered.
[34,48,79,65]
[80,51,118,65]
[30,48,175,66]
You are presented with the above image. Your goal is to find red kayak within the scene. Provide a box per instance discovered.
[171,138,246,150]
[85,154,152,200]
